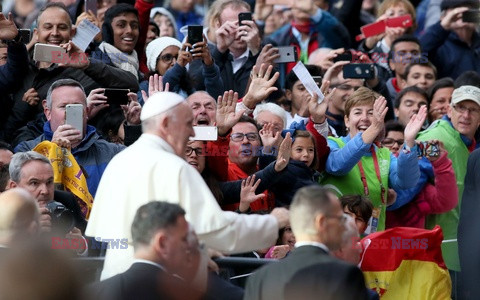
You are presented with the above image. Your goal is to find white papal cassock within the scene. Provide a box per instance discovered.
[86,134,279,280]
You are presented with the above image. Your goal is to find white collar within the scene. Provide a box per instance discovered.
[133,259,166,271]
[141,133,176,155]
[295,241,329,253]
[233,48,250,61]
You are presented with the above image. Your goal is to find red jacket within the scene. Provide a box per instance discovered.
[386,152,458,228]
[134,0,154,77]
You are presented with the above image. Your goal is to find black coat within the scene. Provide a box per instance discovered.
[458,148,480,299]
[244,245,368,300]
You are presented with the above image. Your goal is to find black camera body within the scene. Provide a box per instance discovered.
[46,201,75,234]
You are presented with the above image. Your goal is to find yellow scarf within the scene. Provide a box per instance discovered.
[33,141,93,219]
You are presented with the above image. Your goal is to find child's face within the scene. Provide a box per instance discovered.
[343,208,368,234]
[281,225,296,251]
[291,137,315,167]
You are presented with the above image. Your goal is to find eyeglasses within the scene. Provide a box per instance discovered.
[230,132,259,142]
[382,138,404,147]
[185,147,203,156]
[160,53,178,63]
[453,104,480,116]
[326,214,348,223]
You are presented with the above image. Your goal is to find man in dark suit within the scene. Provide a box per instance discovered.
[88,201,203,300]
[244,185,368,300]
[458,147,480,299]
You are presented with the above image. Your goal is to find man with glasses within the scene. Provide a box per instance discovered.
[245,185,368,300]
[416,85,480,285]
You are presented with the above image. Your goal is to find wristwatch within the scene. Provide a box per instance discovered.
[3,31,23,45]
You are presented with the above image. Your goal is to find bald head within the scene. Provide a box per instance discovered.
[0,188,39,245]
[186,91,216,126]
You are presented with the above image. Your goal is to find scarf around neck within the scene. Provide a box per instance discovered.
[98,42,139,80]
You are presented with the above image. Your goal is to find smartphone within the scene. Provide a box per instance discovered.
[65,104,84,137]
[359,20,386,39]
[33,43,66,63]
[333,52,353,63]
[386,14,413,28]
[343,64,375,79]
[192,126,218,141]
[187,25,203,46]
[463,10,480,23]
[85,0,97,15]
[104,88,130,105]
[18,29,31,44]
[273,46,297,63]
[238,12,252,26]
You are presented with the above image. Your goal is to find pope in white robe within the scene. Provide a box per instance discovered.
[86,92,281,279]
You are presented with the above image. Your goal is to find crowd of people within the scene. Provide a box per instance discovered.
[1,0,480,299]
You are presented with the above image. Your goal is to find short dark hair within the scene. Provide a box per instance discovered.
[395,85,428,108]
[37,2,72,28]
[46,79,86,109]
[388,35,421,61]
[285,65,322,91]
[385,120,405,135]
[0,164,9,193]
[235,115,260,132]
[131,202,186,248]
[0,141,13,153]
[102,4,139,45]
[401,61,437,80]
[340,195,373,224]
[454,71,480,88]
[428,77,454,104]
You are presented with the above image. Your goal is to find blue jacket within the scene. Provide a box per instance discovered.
[15,122,125,196]
[420,22,480,79]
[326,133,420,191]
[387,157,433,211]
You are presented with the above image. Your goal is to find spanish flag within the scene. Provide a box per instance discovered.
[359,226,451,299]
[33,141,93,219]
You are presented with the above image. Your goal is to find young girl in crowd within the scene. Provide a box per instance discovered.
[321,87,426,233]
[264,223,296,259]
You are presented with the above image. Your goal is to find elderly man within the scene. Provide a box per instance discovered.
[186,91,217,126]
[5,2,138,139]
[15,79,125,196]
[417,85,480,277]
[244,185,368,300]
[88,201,203,300]
[86,91,289,280]
[0,188,39,248]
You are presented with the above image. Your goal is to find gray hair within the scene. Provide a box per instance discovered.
[46,79,86,109]
[9,152,51,183]
[253,103,287,129]
[141,103,181,133]
[131,201,186,248]
[290,185,334,238]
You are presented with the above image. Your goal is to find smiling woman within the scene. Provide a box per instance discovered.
[98,3,140,80]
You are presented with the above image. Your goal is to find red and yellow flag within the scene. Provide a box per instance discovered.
[359,226,451,299]
[33,141,93,219]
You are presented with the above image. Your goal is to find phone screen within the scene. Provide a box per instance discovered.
[104,89,129,105]
[187,25,203,46]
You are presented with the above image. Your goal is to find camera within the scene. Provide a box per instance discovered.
[416,141,440,158]
[46,201,75,234]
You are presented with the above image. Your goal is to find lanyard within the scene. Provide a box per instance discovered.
[357,146,386,206]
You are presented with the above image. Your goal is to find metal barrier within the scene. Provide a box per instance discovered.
[73,256,277,284]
